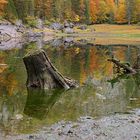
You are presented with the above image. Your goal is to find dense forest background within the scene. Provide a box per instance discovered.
[0,0,140,24]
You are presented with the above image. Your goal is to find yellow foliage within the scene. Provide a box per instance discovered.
[75,15,80,22]
[115,1,127,24]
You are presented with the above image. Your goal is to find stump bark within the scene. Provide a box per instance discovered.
[23,50,78,89]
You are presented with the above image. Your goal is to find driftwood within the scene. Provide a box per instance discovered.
[23,50,78,90]
[108,54,140,74]
[108,58,136,74]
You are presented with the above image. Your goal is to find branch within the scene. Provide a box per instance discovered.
[108,58,136,74]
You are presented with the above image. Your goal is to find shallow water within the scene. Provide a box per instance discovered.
[0,39,140,134]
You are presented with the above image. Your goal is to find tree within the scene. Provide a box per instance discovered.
[84,0,90,24]
[125,0,140,24]
[97,0,108,23]
[105,0,116,23]
[125,0,134,24]
[4,0,18,20]
[0,0,7,16]
[115,0,127,24]
[90,0,98,23]
[0,0,140,24]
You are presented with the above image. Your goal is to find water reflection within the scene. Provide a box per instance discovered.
[24,88,64,119]
[0,39,140,134]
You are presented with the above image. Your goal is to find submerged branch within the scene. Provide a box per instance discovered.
[108,58,136,74]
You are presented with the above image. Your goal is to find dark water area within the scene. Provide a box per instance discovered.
[0,38,140,134]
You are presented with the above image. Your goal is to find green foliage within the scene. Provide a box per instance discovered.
[4,0,18,21]
[25,16,37,28]
[25,42,38,53]
[0,16,3,20]
[44,20,52,26]
[137,22,140,26]
[84,0,91,24]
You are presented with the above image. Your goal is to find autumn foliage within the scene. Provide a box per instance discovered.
[90,0,140,24]
[0,0,140,24]
[0,0,7,16]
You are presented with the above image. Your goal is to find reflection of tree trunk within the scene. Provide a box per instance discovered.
[23,50,78,89]
[24,88,64,119]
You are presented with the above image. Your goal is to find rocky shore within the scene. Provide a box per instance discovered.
[0,19,90,39]
[2,109,140,140]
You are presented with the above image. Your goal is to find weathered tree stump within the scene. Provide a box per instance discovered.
[23,50,78,90]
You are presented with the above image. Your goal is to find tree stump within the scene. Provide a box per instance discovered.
[23,50,78,90]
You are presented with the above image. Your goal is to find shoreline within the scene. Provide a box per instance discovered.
[3,111,140,140]
[0,22,140,48]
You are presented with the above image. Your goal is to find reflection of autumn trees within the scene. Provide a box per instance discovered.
[0,45,138,96]
[0,50,27,133]
[45,45,138,85]
[0,50,26,96]
[0,54,8,73]
[0,73,18,96]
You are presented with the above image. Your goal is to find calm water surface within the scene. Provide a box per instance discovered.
[0,39,140,134]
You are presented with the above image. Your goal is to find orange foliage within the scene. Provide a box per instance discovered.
[105,0,115,13]
[115,0,127,24]
[0,0,7,16]
[90,0,98,23]
[89,48,99,72]
[90,0,116,23]
[114,47,126,61]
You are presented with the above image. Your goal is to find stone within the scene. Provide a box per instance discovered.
[63,27,74,34]
[36,18,43,29]
[50,23,63,30]
[78,25,87,30]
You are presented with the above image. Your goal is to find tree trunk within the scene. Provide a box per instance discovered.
[23,50,78,90]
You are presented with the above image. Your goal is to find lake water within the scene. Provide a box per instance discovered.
[0,38,140,134]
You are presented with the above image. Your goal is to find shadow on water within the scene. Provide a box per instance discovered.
[24,88,65,120]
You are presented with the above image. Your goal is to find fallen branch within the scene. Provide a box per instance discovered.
[108,58,136,74]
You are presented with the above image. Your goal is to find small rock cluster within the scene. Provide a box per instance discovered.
[49,21,75,34]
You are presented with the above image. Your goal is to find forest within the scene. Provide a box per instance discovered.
[0,0,140,24]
